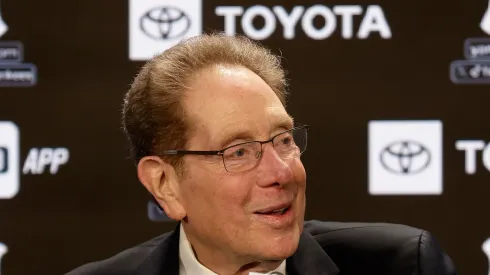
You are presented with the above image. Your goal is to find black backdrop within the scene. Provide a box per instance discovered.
[0,0,489,274]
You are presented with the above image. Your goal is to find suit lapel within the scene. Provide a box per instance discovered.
[136,223,181,275]
[286,230,340,275]
[136,223,340,275]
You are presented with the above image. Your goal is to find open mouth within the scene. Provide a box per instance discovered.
[255,205,292,216]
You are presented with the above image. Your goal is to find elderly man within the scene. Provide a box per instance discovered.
[67,33,457,275]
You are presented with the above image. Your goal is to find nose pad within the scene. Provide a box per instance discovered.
[255,151,262,159]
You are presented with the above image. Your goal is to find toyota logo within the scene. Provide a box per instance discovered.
[140,6,191,40]
[379,140,431,175]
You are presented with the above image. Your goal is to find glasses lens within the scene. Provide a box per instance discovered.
[222,142,262,173]
[221,126,308,173]
[273,126,308,159]
[294,126,308,154]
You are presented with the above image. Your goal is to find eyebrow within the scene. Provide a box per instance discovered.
[216,116,295,149]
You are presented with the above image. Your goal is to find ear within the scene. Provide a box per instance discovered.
[137,156,186,221]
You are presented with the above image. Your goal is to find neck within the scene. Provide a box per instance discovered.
[181,223,284,275]
[236,261,283,275]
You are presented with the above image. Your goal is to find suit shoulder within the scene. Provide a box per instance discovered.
[303,219,425,250]
[303,220,457,274]
[65,232,172,275]
[303,219,423,240]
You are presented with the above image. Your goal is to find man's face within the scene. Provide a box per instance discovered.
[177,64,306,262]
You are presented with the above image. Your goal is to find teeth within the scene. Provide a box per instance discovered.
[272,207,287,213]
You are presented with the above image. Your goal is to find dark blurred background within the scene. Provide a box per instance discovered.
[0,0,488,274]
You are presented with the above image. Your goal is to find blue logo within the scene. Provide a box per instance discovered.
[147,200,172,222]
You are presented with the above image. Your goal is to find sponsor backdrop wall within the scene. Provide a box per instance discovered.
[0,0,488,274]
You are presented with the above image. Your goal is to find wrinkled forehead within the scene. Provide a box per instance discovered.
[182,64,293,147]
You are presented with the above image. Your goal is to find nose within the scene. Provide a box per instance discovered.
[255,143,294,188]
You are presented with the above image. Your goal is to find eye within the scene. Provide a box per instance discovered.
[281,136,293,145]
[275,132,294,147]
[224,145,253,159]
[233,148,246,157]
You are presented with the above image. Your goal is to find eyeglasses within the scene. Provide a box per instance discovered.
[160,125,309,173]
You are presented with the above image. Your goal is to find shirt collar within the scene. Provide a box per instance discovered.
[178,224,287,275]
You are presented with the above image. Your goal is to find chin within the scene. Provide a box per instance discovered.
[260,227,301,260]
[263,239,299,260]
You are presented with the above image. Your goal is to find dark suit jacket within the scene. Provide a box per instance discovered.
[66,220,458,275]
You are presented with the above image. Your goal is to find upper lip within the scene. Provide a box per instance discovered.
[254,202,292,214]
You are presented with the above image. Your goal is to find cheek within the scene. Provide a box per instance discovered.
[181,164,251,219]
[214,173,252,216]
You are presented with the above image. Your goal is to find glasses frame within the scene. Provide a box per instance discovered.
[159,125,309,172]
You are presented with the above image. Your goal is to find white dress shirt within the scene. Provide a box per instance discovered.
[178,224,286,275]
